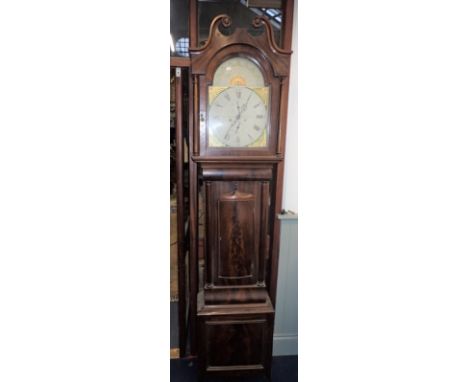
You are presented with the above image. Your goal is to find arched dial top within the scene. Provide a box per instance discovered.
[213,57,264,87]
[208,57,270,148]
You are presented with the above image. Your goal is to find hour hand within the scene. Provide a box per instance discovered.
[226,113,240,131]
[224,120,239,139]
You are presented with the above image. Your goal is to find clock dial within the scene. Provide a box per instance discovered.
[208,86,268,148]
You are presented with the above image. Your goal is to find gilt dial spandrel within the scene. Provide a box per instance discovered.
[207,57,270,148]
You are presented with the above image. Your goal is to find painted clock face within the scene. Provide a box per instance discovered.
[207,57,269,148]
[208,87,268,147]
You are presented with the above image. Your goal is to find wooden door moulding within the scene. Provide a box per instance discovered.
[191,155,283,163]
[197,294,275,316]
[200,166,273,181]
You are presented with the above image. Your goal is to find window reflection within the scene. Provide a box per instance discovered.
[170,0,190,57]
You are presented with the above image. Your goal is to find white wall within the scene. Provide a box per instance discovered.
[282,0,298,213]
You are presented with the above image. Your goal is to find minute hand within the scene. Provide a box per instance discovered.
[224,109,241,139]
[224,92,252,138]
[236,92,253,133]
[240,93,253,113]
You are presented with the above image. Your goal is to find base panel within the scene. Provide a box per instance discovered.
[197,299,274,379]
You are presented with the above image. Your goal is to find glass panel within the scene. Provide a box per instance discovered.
[171,0,190,57]
[198,0,283,47]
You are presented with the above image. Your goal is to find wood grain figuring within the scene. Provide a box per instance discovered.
[204,287,268,304]
[198,293,275,316]
[170,57,191,67]
[206,319,265,367]
[197,309,274,378]
[205,181,266,288]
[201,166,272,181]
[218,191,255,279]
[203,180,270,305]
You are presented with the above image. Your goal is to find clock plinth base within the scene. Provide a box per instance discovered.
[204,285,269,304]
[197,292,274,380]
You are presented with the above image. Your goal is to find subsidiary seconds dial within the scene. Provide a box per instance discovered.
[208,87,268,148]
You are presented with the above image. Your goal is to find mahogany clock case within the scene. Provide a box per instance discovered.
[169,0,295,378]
[189,14,293,379]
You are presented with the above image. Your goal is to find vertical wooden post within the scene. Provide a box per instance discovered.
[188,67,199,356]
[276,77,290,154]
[193,76,200,155]
[281,0,295,50]
[175,67,187,357]
[269,161,285,307]
[204,181,212,286]
[189,0,198,49]
[188,0,199,356]
[259,181,270,284]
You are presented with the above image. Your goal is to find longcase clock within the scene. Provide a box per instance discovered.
[189,14,292,379]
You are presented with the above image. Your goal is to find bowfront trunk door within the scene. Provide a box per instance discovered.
[218,189,256,280]
[204,180,270,304]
